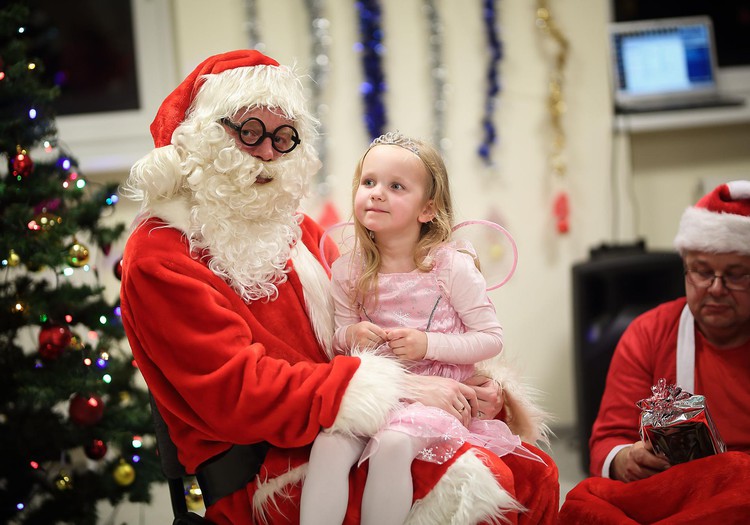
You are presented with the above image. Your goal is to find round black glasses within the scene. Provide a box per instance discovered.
[221,117,301,154]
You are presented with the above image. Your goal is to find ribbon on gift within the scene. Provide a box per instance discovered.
[636,378,692,427]
[637,378,727,464]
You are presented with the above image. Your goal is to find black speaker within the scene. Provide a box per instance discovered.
[571,242,685,473]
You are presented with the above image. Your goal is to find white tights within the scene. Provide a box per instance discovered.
[300,430,422,525]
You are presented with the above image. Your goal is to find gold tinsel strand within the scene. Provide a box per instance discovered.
[536,1,571,234]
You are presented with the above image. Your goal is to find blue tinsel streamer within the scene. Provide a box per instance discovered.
[355,0,387,140]
[478,0,503,165]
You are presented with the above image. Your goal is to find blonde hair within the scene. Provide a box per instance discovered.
[350,134,454,308]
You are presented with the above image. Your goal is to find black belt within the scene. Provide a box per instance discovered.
[195,442,270,507]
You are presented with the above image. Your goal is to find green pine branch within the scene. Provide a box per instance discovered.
[0,3,164,523]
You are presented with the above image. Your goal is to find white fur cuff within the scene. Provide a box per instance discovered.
[328,352,407,437]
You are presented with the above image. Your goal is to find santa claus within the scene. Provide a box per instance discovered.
[120,50,558,524]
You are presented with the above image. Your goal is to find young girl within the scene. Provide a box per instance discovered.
[300,132,537,525]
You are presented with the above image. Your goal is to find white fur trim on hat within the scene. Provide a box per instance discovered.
[673,180,750,256]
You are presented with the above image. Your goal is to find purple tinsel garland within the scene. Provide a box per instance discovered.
[355,0,387,140]
[478,0,503,165]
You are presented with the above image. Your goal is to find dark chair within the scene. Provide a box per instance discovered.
[149,395,212,525]
[571,243,685,473]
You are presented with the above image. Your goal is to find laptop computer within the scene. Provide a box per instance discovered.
[609,16,745,114]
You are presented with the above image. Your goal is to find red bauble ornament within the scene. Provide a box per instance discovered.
[38,324,73,360]
[113,257,123,281]
[9,148,33,178]
[84,438,108,460]
[69,393,105,426]
[553,191,570,234]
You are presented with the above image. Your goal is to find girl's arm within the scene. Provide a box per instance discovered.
[330,255,387,354]
[424,249,503,364]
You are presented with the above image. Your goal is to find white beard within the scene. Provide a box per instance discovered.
[183,133,311,303]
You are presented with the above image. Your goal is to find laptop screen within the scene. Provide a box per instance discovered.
[610,16,720,108]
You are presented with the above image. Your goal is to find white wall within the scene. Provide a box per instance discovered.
[90,0,749,520]
[164,0,616,426]
[92,0,750,433]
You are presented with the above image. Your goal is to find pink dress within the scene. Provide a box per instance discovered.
[330,243,542,465]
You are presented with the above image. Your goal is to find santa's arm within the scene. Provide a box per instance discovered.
[121,234,405,452]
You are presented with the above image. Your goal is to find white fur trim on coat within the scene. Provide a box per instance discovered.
[291,242,334,357]
[252,464,307,525]
[407,449,523,525]
[328,352,408,437]
[475,356,551,447]
[251,448,522,525]
[144,196,192,234]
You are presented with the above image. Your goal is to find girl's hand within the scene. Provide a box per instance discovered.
[386,328,428,361]
[346,322,388,350]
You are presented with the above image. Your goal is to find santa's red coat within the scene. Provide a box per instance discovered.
[590,298,750,478]
[121,214,558,524]
[562,298,750,524]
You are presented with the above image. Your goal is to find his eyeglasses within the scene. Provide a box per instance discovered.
[684,268,750,292]
[221,117,301,154]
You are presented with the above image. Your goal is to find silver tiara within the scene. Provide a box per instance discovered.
[370,131,420,157]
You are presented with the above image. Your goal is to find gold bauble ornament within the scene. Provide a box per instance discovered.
[185,481,204,511]
[67,241,90,267]
[55,470,73,491]
[6,250,21,267]
[32,211,62,231]
[68,333,85,351]
[113,459,136,486]
[119,391,132,405]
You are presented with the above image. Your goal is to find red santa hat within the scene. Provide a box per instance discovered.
[673,180,750,256]
[150,50,313,148]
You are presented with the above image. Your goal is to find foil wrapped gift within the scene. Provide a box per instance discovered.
[636,378,726,465]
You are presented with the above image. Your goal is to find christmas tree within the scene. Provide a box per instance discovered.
[0,4,163,523]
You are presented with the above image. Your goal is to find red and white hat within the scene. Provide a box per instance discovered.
[673,180,750,256]
[149,50,316,149]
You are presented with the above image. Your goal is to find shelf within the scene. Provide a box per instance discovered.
[613,93,750,134]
